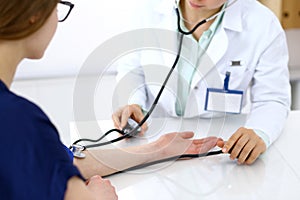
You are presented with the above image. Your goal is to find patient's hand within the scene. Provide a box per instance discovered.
[154,131,222,158]
[86,175,118,200]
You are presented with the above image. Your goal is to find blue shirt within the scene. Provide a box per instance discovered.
[0,80,83,200]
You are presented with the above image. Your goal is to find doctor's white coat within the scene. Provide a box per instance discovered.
[115,0,291,146]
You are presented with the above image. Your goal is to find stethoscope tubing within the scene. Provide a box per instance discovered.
[72,0,238,149]
[71,34,185,149]
[104,150,223,177]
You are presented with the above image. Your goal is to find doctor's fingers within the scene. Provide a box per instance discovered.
[241,135,266,164]
[119,104,144,126]
[245,143,266,165]
[236,139,256,164]
[221,128,243,154]
[224,128,266,164]
[112,107,125,129]
[228,133,250,160]
[112,105,142,128]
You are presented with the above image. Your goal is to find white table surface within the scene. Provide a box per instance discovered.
[70,110,300,200]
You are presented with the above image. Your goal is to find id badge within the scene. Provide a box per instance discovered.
[204,88,243,114]
[204,71,243,114]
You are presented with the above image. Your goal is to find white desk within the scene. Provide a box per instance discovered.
[70,110,300,200]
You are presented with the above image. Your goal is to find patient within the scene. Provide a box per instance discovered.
[0,0,221,199]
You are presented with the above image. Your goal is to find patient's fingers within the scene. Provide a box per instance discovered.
[179,131,194,139]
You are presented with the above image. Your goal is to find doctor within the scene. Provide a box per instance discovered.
[112,0,291,165]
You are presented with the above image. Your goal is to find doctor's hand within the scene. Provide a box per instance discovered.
[112,104,148,135]
[217,127,266,165]
[86,175,118,200]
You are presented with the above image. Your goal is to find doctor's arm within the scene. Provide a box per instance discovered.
[74,132,221,179]
[218,25,290,165]
[113,52,149,132]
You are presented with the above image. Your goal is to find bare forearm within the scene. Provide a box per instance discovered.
[74,142,161,178]
[74,132,219,179]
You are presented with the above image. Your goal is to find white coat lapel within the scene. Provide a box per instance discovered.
[190,0,243,89]
[154,4,179,70]
[189,24,229,89]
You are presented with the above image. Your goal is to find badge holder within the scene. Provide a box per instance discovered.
[204,71,243,114]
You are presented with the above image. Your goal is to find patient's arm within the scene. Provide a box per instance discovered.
[74,131,221,178]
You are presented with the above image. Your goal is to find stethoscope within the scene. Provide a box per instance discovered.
[70,0,238,163]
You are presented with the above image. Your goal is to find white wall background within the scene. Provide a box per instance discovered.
[15,0,139,80]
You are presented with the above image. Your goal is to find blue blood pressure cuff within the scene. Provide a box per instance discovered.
[205,72,243,114]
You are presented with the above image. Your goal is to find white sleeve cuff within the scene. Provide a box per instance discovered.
[253,129,270,148]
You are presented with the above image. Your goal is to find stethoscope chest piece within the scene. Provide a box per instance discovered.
[70,144,86,159]
[121,118,142,137]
